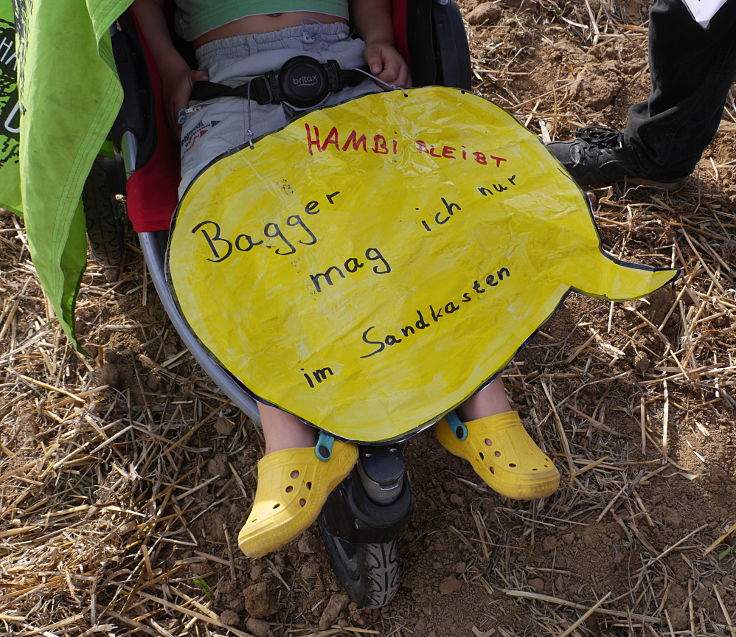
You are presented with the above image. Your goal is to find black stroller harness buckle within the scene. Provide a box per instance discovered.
[190,56,367,109]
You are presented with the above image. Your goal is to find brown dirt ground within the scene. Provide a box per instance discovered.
[1,1,736,635]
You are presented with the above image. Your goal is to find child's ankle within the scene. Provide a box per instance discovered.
[264,426,316,455]
[455,405,509,423]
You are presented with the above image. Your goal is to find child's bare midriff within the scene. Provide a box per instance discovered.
[193,12,349,47]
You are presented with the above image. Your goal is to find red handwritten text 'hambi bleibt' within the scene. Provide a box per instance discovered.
[304,124,507,167]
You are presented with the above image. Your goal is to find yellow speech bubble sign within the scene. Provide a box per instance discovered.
[167,87,678,442]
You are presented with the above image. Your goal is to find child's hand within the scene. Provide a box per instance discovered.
[363,42,410,89]
[160,66,209,134]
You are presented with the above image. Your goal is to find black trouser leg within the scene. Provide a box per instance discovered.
[624,0,736,180]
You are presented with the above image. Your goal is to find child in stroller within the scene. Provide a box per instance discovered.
[132,0,561,559]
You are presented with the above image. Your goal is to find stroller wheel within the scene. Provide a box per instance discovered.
[82,156,127,270]
[318,517,400,608]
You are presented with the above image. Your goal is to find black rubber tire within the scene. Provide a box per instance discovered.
[318,519,400,608]
[432,0,472,90]
[82,156,127,267]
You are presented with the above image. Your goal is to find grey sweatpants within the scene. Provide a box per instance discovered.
[179,22,379,196]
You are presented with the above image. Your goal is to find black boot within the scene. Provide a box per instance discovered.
[546,126,688,190]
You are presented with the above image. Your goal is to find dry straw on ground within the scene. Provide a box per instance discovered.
[1,0,735,634]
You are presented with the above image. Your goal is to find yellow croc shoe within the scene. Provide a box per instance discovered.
[238,433,358,558]
[436,411,559,500]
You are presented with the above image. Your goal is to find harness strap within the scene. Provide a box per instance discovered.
[190,57,368,107]
[190,77,272,103]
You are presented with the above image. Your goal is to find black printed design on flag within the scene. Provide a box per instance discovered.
[0,17,19,167]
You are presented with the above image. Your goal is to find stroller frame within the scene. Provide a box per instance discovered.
[92,0,471,607]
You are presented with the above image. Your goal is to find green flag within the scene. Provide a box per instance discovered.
[11,0,132,350]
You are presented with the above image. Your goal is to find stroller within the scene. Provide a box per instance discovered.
[81,0,472,608]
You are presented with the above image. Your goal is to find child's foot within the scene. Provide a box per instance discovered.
[238,436,358,557]
[436,411,559,500]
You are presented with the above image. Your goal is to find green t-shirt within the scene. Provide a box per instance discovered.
[175,0,350,41]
